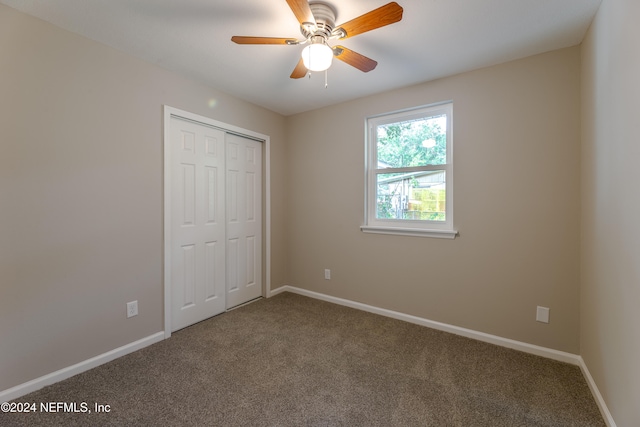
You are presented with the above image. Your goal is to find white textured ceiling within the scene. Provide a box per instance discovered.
[1,0,601,116]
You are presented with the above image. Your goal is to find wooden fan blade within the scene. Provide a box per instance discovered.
[290,57,308,79]
[335,2,403,39]
[333,46,377,72]
[231,36,297,45]
[286,0,316,26]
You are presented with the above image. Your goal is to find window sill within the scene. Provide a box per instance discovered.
[361,225,458,239]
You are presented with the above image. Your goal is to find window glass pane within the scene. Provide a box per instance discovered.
[376,115,447,168]
[376,171,446,221]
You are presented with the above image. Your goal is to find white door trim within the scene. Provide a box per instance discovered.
[163,105,271,339]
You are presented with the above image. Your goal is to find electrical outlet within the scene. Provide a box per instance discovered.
[127,301,138,318]
[536,306,550,323]
[324,269,331,280]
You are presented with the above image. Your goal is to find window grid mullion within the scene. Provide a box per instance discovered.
[375,165,448,175]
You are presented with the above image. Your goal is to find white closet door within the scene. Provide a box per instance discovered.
[225,133,262,309]
[170,117,226,331]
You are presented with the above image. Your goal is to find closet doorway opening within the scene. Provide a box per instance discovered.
[163,106,271,337]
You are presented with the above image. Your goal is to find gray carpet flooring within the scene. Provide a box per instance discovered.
[2,292,605,426]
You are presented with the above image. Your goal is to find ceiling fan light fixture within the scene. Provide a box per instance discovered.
[301,42,333,72]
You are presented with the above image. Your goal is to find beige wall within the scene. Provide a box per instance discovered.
[581,0,640,425]
[0,4,287,391]
[285,47,582,353]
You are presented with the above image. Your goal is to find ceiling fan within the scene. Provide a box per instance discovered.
[231,0,403,79]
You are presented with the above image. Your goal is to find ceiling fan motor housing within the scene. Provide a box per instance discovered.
[302,2,338,40]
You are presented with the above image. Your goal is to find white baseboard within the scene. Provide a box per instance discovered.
[578,357,617,427]
[1,331,165,403]
[271,285,580,365]
[269,285,289,297]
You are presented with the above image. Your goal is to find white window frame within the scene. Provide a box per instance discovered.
[362,102,457,239]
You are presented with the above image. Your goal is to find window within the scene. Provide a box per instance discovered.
[362,102,456,238]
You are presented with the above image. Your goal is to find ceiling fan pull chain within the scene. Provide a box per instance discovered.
[325,69,328,88]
